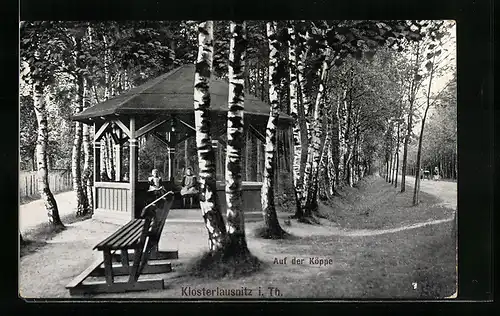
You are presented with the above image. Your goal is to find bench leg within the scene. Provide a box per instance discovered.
[128,245,144,284]
[183,196,194,209]
[121,248,130,271]
[103,250,114,285]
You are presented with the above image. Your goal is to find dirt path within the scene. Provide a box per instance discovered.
[399,175,457,210]
[315,174,457,237]
[19,191,77,234]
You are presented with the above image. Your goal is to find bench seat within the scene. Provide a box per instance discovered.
[94,219,152,251]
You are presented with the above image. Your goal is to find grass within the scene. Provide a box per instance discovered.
[20,212,92,257]
[148,220,456,299]
[182,248,265,279]
[275,222,458,298]
[319,175,455,230]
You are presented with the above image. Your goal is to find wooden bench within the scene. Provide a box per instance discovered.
[66,190,178,295]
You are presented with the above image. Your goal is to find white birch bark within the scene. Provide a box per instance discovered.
[193,21,227,251]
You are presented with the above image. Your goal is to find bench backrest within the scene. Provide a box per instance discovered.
[140,190,175,241]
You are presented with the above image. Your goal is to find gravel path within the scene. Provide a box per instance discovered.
[19,176,457,298]
[19,191,77,234]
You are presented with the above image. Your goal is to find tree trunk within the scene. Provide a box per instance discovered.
[31,151,36,172]
[296,28,310,194]
[439,157,443,180]
[72,74,88,216]
[413,111,427,205]
[386,160,390,182]
[287,22,305,218]
[388,125,394,184]
[100,137,107,179]
[327,136,336,195]
[296,26,312,144]
[394,121,401,188]
[193,21,227,251]
[401,42,421,192]
[82,24,94,214]
[413,55,435,206]
[82,122,93,214]
[303,45,329,215]
[343,84,354,187]
[103,34,111,100]
[104,134,115,180]
[314,117,330,201]
[33,80,63,227]
[332,95,341,187]
[261,67,265,101]
[454,142,458,180]
[260,21,285,237]
[224,21,249,251]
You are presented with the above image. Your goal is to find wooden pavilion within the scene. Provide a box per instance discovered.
[72,64,293,223]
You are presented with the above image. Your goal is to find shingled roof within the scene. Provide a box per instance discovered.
[72,64,292,125]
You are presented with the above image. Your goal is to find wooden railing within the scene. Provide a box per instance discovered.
[95,182,132,213]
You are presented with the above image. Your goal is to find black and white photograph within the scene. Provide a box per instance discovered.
[18,20,459,300]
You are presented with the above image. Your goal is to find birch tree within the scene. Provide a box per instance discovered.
[260,21,286,238]
[286,21,305,218]
[288,20,426,221]
[33,79,64,227]
[82,24,94,213]
[70,34,89,216]
[303,40,330,215]
[193,21,227,251]
[224,21,249,251]
[21,22,64,227]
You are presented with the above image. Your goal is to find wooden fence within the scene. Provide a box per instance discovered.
[19,170,72,198]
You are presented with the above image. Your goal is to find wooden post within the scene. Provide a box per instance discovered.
[129,117,137,220]
[115,128,122,181]
[184,138,188,171]
[256,138,261,182]
[93,123,101,211]
[211,139,219,181]
[166,117,177,183]
[261,141,265,182]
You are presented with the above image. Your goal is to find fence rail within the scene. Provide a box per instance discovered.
[19,170,72,198]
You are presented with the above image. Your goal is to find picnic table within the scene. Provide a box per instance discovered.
[66,190,178,295]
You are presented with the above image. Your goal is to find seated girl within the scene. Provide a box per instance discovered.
[148,169,165,198]
[180,167,199,208]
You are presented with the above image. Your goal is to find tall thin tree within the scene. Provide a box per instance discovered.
[260,21,286,238]
[225,20,249,250]
[71,35,88,216]
[287,22,305,218]
[193,21,227,251]
[33,79,64,227]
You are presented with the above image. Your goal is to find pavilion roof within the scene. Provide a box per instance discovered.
[72,64,293,125]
